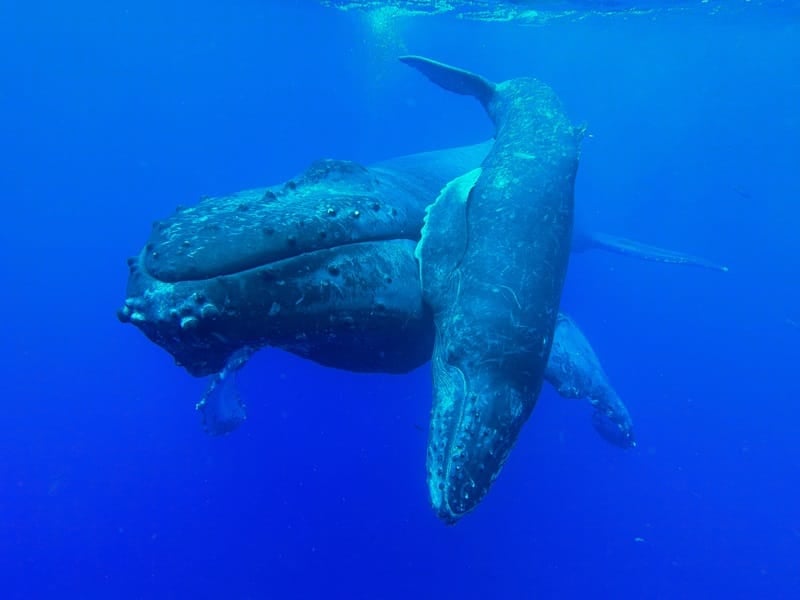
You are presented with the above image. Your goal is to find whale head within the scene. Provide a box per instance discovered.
[118,158,434,376]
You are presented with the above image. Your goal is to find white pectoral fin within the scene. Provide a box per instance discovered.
[415,168,482,303]
[195,347,253,436]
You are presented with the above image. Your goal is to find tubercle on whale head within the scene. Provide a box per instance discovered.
[117,252,237,376]
[136,157,422,286]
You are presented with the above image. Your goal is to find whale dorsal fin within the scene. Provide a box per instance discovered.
[399,55,496,107]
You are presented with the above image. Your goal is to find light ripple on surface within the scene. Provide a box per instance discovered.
[319,0,794,23]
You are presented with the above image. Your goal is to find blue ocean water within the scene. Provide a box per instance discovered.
[1,1,799,597]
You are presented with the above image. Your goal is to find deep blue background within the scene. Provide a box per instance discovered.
[1,1,799,598]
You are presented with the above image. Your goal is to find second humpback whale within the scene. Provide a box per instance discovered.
[403,56,580,521]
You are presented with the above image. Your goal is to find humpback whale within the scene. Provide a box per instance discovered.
[119,59,724,522]
[404,56,580,521]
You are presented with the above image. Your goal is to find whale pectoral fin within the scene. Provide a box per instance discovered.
[399,55,496,106]
[195,347,253,436]
[582,230,729,273]
[545,313,636,448]
[591,397,636,449]
[415,168,483,301]
[406,55,578,523]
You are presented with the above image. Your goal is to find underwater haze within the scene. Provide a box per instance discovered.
[2,0,799,597]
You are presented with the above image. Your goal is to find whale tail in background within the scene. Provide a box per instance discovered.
[399,55,496,106]
[575,230,729,273]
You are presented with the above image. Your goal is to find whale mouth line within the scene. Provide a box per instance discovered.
[144,235,417,284]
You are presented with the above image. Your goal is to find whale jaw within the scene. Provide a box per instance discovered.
[426,344,539,524]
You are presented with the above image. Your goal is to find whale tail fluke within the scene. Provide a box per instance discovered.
[399,55,496,107]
